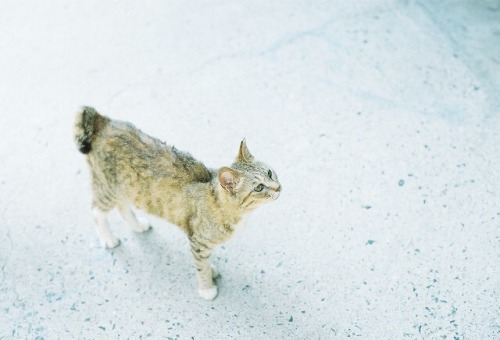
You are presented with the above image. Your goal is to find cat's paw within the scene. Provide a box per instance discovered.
[100,236,121,249]
[211,264,219,279]
[198,286,218,300]
[133,217,152,233]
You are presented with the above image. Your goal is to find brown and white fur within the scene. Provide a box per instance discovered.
[74,106,281,300]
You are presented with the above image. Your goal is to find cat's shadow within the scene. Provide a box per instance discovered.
[107,221,304,330]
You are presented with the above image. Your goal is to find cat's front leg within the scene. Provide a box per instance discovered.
[190,240,218,300]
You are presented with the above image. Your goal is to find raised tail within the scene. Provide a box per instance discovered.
[74,106,107,154]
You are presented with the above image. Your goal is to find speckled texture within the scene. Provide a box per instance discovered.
[0,0,498,338]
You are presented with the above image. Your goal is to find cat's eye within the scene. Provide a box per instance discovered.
[255,184,265,192]
[268,170,273,178]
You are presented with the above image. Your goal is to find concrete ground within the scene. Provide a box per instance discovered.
[1,0,499,338]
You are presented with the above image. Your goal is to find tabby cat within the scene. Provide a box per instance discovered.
[74,107,281,300]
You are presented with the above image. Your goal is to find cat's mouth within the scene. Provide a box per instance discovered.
[270,185,281,200]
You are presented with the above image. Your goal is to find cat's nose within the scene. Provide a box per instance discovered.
[275,184,281,192]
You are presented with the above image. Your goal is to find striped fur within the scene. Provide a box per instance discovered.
[74,107,281,300]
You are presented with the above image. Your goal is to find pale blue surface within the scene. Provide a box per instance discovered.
[0,1,499,338]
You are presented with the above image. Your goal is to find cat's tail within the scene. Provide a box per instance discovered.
[74,106,108,154]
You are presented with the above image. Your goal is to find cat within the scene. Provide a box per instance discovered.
[74,106,281,300]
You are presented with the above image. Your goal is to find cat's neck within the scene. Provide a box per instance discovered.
[208,177,249,226]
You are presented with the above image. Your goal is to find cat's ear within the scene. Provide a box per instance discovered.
[237,139,254,163]
[218,167,241,193]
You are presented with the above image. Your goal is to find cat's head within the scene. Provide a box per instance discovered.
[218,140,281,210]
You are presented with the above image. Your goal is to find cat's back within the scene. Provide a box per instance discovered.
[90,113,212,184]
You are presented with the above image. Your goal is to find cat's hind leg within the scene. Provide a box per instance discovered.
[93,207,120,249]
[91,179,120,248]
[118,203,151,233]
